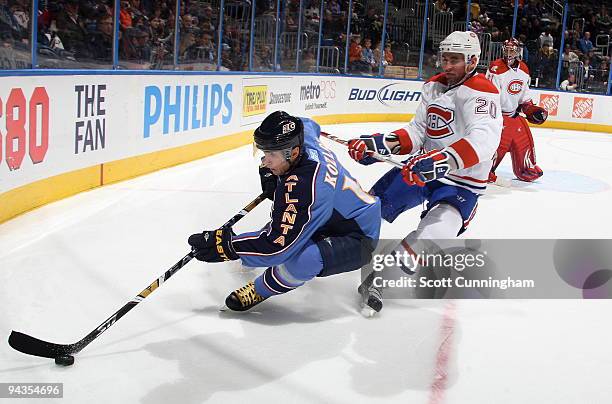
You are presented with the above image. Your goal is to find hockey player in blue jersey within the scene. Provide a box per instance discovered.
[187,111,381,312]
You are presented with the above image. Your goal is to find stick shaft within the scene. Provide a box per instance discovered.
[320,131,404,169]
[9,193,268,358]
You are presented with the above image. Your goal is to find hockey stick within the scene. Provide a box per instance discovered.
[8,192,267,361]
[320,131,404,169]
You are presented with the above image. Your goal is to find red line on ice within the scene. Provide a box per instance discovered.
[428,301,457,404]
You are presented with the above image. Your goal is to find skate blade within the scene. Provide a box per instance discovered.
[219,304,262,314]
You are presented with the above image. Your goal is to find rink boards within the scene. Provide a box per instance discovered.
[0,72,611,222]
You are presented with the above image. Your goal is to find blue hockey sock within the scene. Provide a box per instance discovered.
[254,266,305,298]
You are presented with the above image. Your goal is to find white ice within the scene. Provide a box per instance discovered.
[1,124,612,404]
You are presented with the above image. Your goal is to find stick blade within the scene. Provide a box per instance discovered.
[9,331,75,359]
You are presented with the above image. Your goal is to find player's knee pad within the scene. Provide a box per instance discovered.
[493,115,516,170]
[415,203,463,239]
[508,116,542,181]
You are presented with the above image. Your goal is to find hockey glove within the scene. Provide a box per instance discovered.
[521,102,548,125]
[347,133,390,165]
[188,227,239,262]
[259,165,277,200]
[401,149,450,187]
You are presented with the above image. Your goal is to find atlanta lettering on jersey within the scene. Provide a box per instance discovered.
[274,175,300,247]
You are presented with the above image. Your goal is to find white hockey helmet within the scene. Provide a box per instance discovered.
[439,31,481,68]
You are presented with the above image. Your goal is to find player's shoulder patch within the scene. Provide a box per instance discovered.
[518,61,530,75]
[426,72,448,85]
[463,74,499,94]
[488,59,509,74]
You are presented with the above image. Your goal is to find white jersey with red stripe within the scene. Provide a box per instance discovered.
[391,72,502,194]
[485,59,533,115]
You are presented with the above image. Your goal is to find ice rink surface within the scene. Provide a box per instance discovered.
[1,123,612,403]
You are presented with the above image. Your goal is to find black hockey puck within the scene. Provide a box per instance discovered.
[54,355,74,366]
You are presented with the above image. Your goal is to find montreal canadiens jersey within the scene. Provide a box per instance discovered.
[232,118,381,268]
[391,72,502,194]
[486,59,533,115]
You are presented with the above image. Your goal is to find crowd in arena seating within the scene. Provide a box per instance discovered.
[0,0,609,93]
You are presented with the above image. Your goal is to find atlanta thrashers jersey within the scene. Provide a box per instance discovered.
[232,118,381,268]
[391,72,503,194]
[486,59,533,115]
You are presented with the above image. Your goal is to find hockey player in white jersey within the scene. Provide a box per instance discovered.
[486,38,548,183]
[347,31,502,315]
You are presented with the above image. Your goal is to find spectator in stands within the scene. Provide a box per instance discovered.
[470,2,480,20]
[361,8,381,41]
[597,58,609,85]
[562,43,579,63]
[178,29,196,62]
[0,0,21,40]
[582,55,595,82]
[500,26,511,42]
[129,0,146,21]
[578,31,594,54]
[121,27,151,64]
[372,41,383,68]
[202,4,216,24]
[596,5,611,30]
[384,43,393,66]
[120,0,133,30]
[518,34,529,63]
[485,18,495,34]
[55,0,90,58]
[528,18,542,42]
[150,16,166,41]
[433,0,447,12]
[564,28,579,50]
[304,1,320,28]
[540,43,554,58]
[9,1,28,34]
[133,28,151,61]
[88,14,114,61]
[285,11,298,31]
[328,0,341,17]
[584,14,598,37]
[560,73,578,91]
[348,33,362,66]
[361,37,376,73]
[182,14,195,30]
[491,27,501,42]
[539,28,553,49]
[199,17,215,34]
[521,0,541,19]
[470,20,484,34]
[516,17,529,38]
[191,30,215,63]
